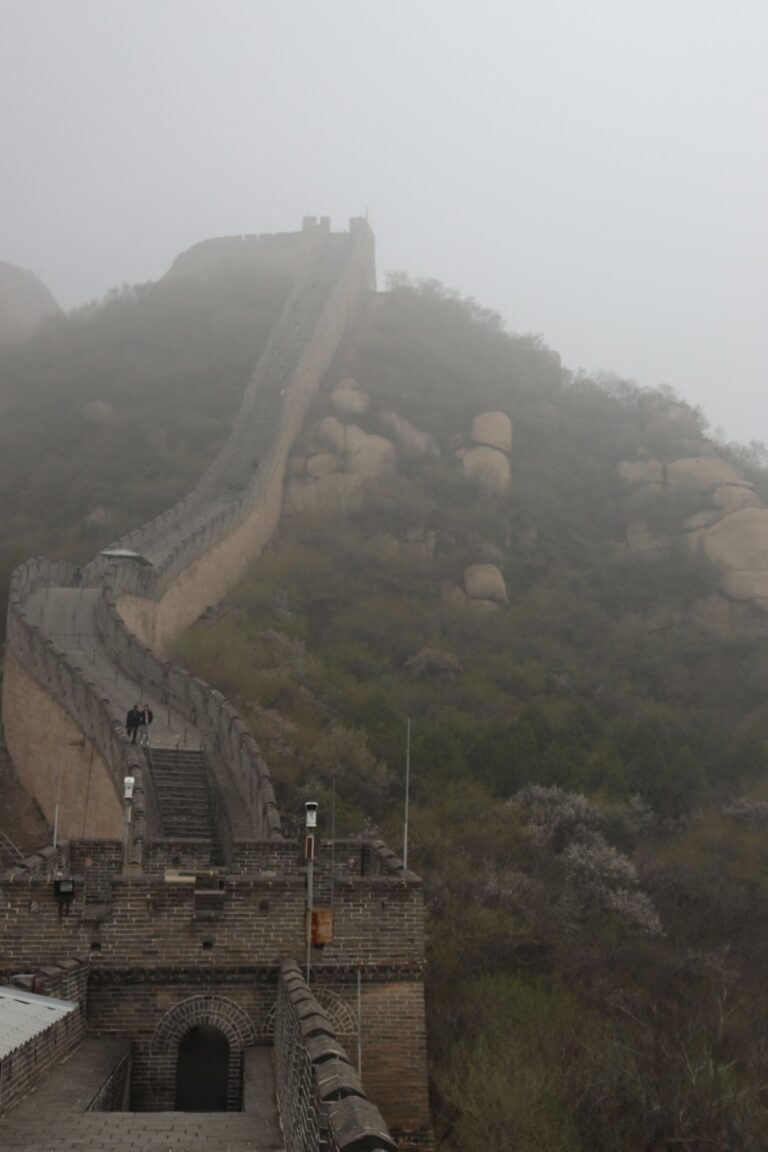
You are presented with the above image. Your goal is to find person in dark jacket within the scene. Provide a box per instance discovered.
[137,704,154,747]
[126,705,140,745]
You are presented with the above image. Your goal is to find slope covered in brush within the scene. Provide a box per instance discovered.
[174,279,768,1150]
[0,254,291,624]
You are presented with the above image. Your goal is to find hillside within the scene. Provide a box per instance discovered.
[173,279,768,1150]
[3,264,768,1147]
[0,260,60,347]
[0,246,292,627]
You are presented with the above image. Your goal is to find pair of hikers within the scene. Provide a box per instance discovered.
[126,704,153,746]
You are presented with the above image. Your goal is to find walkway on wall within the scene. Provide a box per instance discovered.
[0,1108,285,1151]
[23,587,194,749]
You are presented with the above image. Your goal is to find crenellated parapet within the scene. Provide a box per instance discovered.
[275,959,396,1152]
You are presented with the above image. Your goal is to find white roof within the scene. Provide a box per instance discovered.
[99,548,152,566]
[0,987,77,1060]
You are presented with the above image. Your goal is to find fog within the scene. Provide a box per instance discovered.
[1,0,765,443]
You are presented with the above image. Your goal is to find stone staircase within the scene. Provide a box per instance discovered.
[149,749,215,840]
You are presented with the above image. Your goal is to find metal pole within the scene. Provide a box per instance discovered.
[403,718,411,871]
[306,852,314,985]
[330,776,336,913]
[357,966,363,1077]
[122,798,132,869]
[52,738,64,849]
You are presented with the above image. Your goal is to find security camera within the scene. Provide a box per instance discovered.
[124,776,135,800]
[304,801,318,829]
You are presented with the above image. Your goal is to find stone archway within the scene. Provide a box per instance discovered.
[148,995,258,1111]
[176,1024,230,1111]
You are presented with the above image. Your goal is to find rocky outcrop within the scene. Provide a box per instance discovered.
[464,563,508,605]
[471,410,513,454]
[330,379,370,419]
[306,453,340,479]
[619,442,768,619]
[378,410,438,459]
[315,417,396,479]
[688,508,768,607]
[460,410,512,490]
[0,260,60,346]
[666,457,747,498]
[462,445,511,490]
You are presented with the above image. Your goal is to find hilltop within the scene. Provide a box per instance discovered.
[0,259,60,347]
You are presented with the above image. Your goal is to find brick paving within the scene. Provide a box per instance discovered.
[23,589,197,751]
[0,1043,285,1151]
[0,1111,283,1150]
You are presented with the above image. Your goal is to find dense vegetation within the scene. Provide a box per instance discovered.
[0,257,291,626]
[173,281,768,1150]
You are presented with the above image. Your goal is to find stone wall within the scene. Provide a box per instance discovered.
[0,848,425,971]
[274,960,396,1152]
[3,651,123,842]
[3,558,147,849]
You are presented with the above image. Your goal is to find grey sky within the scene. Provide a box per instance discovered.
[1,0,765,444]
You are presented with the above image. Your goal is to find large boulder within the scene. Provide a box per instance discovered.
[666,457,746,497]
[689,507,768,607]
[711,483,761,512]
[306,453,341,479]
[378,410,439,459]
[330,379,370,420]
[463,564,508,604]
[463,446,511,490]
[316,417,396,479]
[471,411,513,454]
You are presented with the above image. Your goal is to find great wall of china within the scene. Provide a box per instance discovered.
[0,218,432,1151]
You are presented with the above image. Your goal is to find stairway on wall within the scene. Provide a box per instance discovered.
[149,748,215,839]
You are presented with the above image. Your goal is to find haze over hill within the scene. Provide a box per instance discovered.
[1,0,766,443]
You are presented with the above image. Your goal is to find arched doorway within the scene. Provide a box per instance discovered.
[175,1024,230,1111]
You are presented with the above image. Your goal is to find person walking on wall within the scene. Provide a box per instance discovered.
[137,704,154,747]
[126,704,140,745]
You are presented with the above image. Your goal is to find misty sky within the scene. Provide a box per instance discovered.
[1,0,766,444]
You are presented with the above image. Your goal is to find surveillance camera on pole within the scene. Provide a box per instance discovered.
[122,776,135,871]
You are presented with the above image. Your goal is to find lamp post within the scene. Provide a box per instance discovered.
[304,801,318,984]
